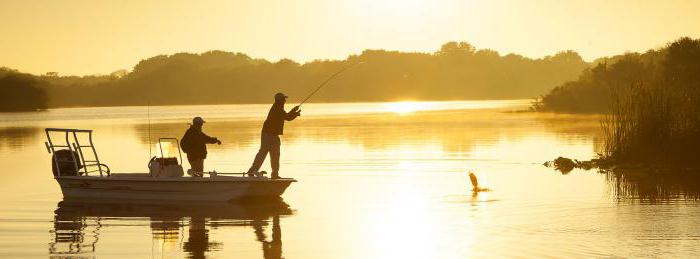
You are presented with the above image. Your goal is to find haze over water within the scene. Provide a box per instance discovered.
[0,100,698,258]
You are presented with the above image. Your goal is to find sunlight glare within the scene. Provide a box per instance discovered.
[384,101,429,114]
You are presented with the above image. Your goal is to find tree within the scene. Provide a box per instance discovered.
[0,72,48,112]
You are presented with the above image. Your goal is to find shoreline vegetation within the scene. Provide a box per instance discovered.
[539,37,700,169]
[534,37,700,114]
[0,41,587,112]
[0,71,48,112]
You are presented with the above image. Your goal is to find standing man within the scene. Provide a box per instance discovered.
[181,116,221,176]
[247,93,301,179]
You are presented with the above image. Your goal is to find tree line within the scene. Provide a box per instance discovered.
[1,41,588,111]
[534,37,700,114]
[0,68,48,112]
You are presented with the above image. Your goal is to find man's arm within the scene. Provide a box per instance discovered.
[284,106,301,121]
[201,132,221,144]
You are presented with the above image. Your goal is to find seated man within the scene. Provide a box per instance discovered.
[181,117,221,176]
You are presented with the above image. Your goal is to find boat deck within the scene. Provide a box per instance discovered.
[58,173,297,182]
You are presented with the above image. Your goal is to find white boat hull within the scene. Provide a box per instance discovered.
[56,174,295,201]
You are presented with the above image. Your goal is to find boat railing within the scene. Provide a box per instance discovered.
[157,137,183,165]
[45,128,110,177]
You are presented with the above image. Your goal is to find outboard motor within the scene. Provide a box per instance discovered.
[51,149,81,177]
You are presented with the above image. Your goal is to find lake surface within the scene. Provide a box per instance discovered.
[0,100,698,258]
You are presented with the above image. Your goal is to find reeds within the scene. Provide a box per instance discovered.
[602,82,700,165]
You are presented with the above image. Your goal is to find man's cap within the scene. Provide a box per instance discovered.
[192,116,206,124]
[274,92,288,101]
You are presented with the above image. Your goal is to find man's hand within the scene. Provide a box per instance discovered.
[214,138,222,145]
[291,105,300,112]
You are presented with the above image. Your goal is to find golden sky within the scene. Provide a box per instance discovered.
[2,0,699,75]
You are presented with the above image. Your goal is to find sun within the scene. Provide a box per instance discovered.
[384,101,427,114]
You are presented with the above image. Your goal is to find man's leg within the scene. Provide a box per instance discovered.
[247,134,272,174]
[187,156,196,171]
[196,159,204,173]
[189,158,204,176]
[270,135,281,178]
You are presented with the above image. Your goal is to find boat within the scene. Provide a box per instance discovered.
[45,128,296,201]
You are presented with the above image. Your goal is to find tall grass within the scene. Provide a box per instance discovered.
[602,82,700,165]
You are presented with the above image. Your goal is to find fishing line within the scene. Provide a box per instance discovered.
[298,61,365,106]
[148,100,152,159]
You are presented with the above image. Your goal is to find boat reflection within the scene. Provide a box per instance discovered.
[49,198,293,258]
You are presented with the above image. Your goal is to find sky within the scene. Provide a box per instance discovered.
[1,0,699,75]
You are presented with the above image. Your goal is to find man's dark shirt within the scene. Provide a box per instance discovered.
[181,126,218,159]
[261,102,299,135]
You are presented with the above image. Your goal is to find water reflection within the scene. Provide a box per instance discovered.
[254,215,282,259]
[0,127,39,150]
[49,208,99,255]
[548,163,700,204]
[131,109,547,157]
[603,169,700,203]
[50,198,292,258]
[2,101,698,257]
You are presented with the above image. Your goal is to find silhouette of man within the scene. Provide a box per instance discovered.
[247,93,301,179]
[181,117,221,176]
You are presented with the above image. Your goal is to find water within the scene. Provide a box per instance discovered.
[0,100,698,258]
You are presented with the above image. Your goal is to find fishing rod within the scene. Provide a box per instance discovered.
[147,100,152,159]
[298,61,365,106]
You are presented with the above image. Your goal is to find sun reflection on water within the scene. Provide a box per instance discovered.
[365,172,439,258]
[384,101,430,114]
